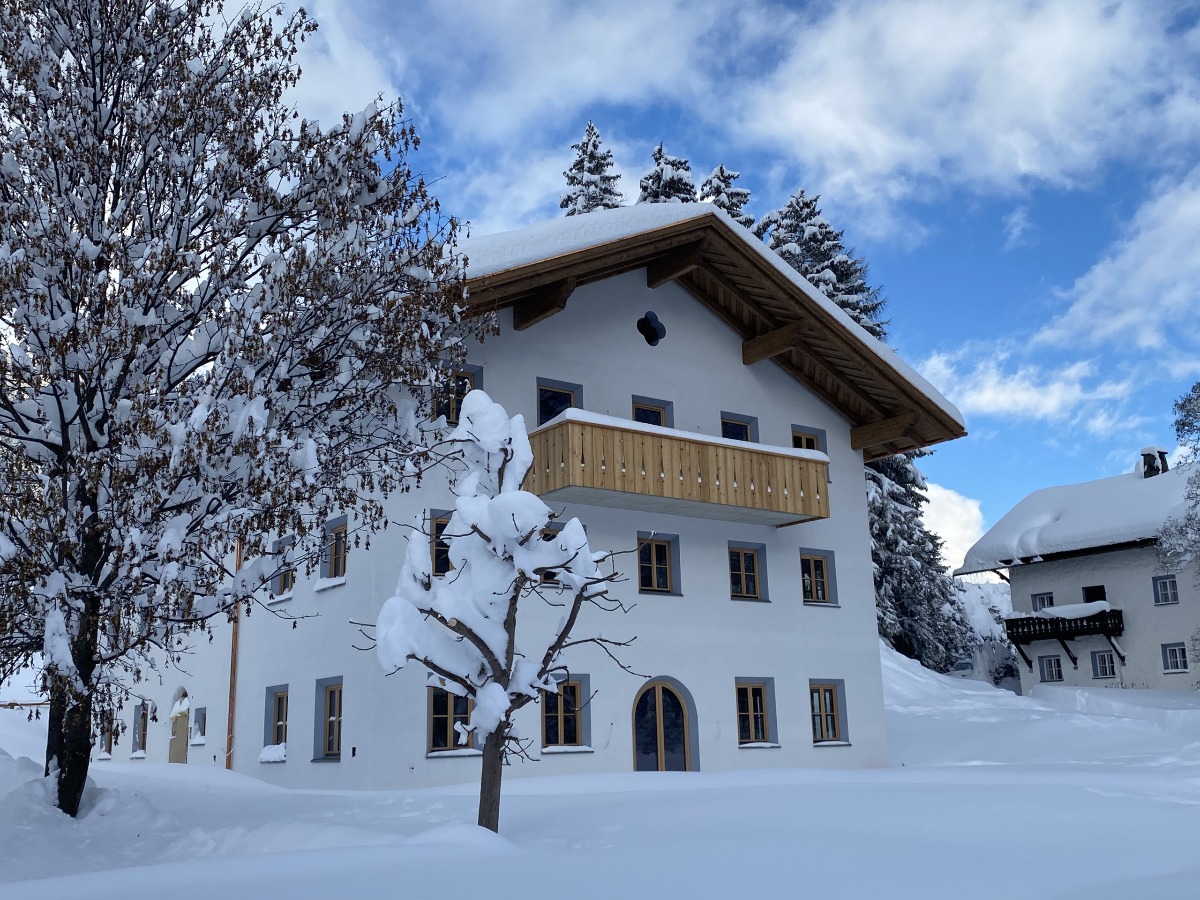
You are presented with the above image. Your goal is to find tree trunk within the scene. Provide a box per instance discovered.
[55,691,93,817]
[44,680,66,779]
[477,730,505,833]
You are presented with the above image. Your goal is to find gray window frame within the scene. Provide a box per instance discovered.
[735,676,780,745]
[190,705,207,743]
[1081,584,1107,603]
[1090,650,1116,679]
[719,410,759,443]
[808,678,849,744]
[728,540,769,602]
[536,376,583,426]
[1031,592,1054,612]
[1162,643,1189,673]
[313,675,344,761]
[320,514,349,580]
[1153,575,1180,606]
[1038,655,1064,682]
[631,394,674,429]
[264,683,289,748]
[790,425,827,453]
[541,672,593,750]
[798,547,838,606]
[636,530,682,596]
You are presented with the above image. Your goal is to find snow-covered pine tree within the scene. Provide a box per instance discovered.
[762,187,976,671]
[0,0,466,817]
[699,165,754,229]
[1159,381,1200,574]
[560,121,623,216]
[637,144,697,204]
[376,391,632,833]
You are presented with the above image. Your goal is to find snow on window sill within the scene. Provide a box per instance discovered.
[426,748,482,758]
[258,743,287,764]
[129,750,146,759]
[314,577,346,593]
[540,745,594,754]
[1164,669,1189,675]
[803,601,839,608]
[189,737,206,746]
[95,752,112,761]
[738,742,781,750]
[267,592,293,606]
[812,741,851,748]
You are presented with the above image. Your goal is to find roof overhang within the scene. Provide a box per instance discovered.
[463,209,965,461]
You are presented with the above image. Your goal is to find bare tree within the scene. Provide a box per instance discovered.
[0,0,468,816]
[375,391,635,833]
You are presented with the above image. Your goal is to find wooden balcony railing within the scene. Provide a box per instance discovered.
[525,412,829,525]
[1005,609,1124,645]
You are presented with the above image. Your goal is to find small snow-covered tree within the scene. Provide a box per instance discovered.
[1160,381,1200,573]
[376,391,632,833]
[699,165,753,229]
[560,121,623,216]
[0,0,466,816]
[637,144,696,204]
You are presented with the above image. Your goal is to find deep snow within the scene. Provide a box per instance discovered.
[3,645,1199,899]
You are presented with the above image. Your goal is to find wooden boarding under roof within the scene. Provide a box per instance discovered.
[463,209,966,461]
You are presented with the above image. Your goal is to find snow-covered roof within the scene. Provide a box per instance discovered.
[956,465,1191,575]
[461,205,966,459]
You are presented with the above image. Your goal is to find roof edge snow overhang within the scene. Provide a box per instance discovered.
[462,209,966,461]
[954,537,1159,577]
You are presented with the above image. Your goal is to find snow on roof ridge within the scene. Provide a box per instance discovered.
[462,205,964,430]
[955,463,1192,576]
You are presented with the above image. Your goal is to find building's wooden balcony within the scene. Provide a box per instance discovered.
[1005,608,1124,645]
[525,410,829,525]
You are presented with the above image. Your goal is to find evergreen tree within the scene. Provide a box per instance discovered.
[560,121,623,216]
[699,165,753,229]
[637,144,696,204]
[763,187,975,672]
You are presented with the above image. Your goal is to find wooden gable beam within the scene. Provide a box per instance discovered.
[850,411,921,453]
[511,277,576,331]
[742,323,805,366]
[646,241,706,289]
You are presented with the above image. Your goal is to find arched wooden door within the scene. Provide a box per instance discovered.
[633,681,691,772]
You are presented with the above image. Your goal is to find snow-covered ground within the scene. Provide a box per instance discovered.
[4,645,1199,899]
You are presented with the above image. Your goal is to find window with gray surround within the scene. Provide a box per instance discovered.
[797,547,837,605]
[637,531,681,595]
[632,394,673,428]
[1031,592,1054,612]
[1153,575,1179,606]
[321,514,348,579]
[542,673,592,749]
[735,676,779,745]
[313,676,343,760]
[1039,655,1063,682]
[728,541,768,601]
[720,411,758,443]
[264,683,289,747]
[537,376,582,426]
[1162,643,1189,673]
[1091,651,1116,679]
[809,678,848,744]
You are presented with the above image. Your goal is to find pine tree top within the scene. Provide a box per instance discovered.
[699,164,753,229]
[637,143,696,204]
[561,120,622,216]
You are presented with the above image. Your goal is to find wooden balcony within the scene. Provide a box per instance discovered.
[1005,609,1124,646]
[525,411,830,525]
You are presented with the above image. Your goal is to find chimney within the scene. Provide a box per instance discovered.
[1139,446,1169,479]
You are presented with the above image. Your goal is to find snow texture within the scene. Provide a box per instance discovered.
[257,743,286,764]
[461,204,962,428]
[957,464,1191,574]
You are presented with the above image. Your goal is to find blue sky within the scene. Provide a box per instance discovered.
[287,0,1200,569]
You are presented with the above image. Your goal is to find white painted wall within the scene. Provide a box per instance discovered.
[1010,546,1199,693]
[109,268,890,784]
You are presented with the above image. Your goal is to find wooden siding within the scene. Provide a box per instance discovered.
[526,419,829,523]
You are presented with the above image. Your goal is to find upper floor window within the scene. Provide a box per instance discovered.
[729,547,760,600]
[273,536,295,595]
[720,411,758,443]
[792,431,819,451]
[800,554,830,603]
[436,370,476,426]
[537,377,582,426]
[1031,592,1054,612]
[632,394,675,429]
[1154,575,1179,606]
[1082,585,1106,603]
[321,516,348,580]
[431,514,452,576]
[638,538,673,593]
[1163,643,1189,674]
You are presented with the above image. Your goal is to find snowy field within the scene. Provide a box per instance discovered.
[3,647,1199,899]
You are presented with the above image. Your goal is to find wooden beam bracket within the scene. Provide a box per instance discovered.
[646,241,706,289]
[1057,638,1079,669]
[1014,642,1034,672]
[512,277,576,331]
[850,411,921,453]
[742,322,805,366]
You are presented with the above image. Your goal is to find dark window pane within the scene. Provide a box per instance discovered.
[544,715,559,746]
[562,684,578,714]
[729,551,741,573]
[659,688,687,772]
[538,387,573,425]
[656,567,669,591]
[634,690,659,771]
[654,543,668,567]
[737,688,748,714]
[745,574,756,597]
[640,564,653,590]
[738,715,750,742]
[722,419,750,441]
[743,553,756,575]
[634,406,664,427]
[563,714,577,745]
[432,689,447,716]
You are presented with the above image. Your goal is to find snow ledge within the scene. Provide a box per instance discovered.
[189,738,206,746]
[129,750,146,759]
[540,745,594,755]
[738,742,781,750]
[95,752,111,761]
[314,577,346,593]
[426,748,482,758]
[267,592,293,606]
[813,741,851,748]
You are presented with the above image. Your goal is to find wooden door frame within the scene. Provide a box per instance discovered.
[631,680,692,772]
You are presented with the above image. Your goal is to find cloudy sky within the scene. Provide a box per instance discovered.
[287,0,1200,568]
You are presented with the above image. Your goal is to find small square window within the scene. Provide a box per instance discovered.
[800,554,829,603]
[1154,576,1179,606]
[537,378,581,426]
[633,403,665,427]
[543,680,581,747]
[721,417,752,442]
[793,431,819,451]
[436,370,476,426]
[729,548,760,600]
[1163,643,1189,673]
[638,538,672,593]
[736,683,769,744]
[1082,585,1106,603]
[429,687,474,752]
[1039,655,1063,682]
[1031,592,1054,612]
[431,515,452,576]
[1091,651,1116,679]
[810,683,842,743]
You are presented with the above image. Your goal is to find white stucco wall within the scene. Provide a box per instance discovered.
[109,268,891,784]
[1010,546,1199,693]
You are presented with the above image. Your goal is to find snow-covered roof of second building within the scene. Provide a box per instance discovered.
[460,205,965,458]
[955,464,1192,575]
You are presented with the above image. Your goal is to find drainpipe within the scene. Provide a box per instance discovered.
[224,540,243,770]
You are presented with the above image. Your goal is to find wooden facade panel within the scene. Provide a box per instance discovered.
[526,420,829,521]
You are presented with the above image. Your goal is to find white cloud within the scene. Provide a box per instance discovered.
[919,348,1131,421]
[1001,206,1033,251]
[922,483,985,573]
[1035,165,1200,351]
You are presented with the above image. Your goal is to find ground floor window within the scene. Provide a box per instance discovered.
[736,683,769,743]
[809,683,842,743]
[543,680,581,747]
[1163,643,1189,674]
[429,687,473,752]
[1091,651,1116,679]
[1039,655,1064,683]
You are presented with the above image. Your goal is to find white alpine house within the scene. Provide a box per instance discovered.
[97,204,966,788]
[957,449,1198,692]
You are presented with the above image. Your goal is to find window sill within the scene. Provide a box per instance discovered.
[96,752,112,761]
[314,577,346,593]
[803,601,839,608]
[738,742,781,750]
[267,592,293,606]
[812,740,851,748]
[541,745,594,754]
[310,755,342,763]
[426,748,482,758]
[1092,676,1116,680]
[129,750,146,759]
[1164,669,1189,675]
[638,590,683,598]
[1154,600,1180,606]
[189,738,207,746]
[731,596,769,603]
